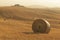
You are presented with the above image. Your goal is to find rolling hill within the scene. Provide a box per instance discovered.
[0,6,60,28]
[0,6,60,20]
[27,5,47,8]
[0,6,60,40]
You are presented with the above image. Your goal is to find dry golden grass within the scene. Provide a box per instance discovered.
[0,19,60,40]
[0,6,60,40]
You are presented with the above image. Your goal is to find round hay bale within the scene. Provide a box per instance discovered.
[32,18,50,33]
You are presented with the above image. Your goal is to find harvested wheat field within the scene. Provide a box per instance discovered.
[0,6,60,40]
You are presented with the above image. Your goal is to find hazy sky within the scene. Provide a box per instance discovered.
[0,0,60,7]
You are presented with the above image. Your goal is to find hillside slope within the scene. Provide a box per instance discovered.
[0,6,60,40]
[0,6,60,20]
[0,6,60,28]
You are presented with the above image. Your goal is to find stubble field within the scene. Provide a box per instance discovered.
[0,6,60,40]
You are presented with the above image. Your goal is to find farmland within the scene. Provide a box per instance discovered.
[0,6,60,40]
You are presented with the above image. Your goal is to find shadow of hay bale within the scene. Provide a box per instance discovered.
[22,32,49,34]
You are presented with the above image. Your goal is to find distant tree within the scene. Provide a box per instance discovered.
[13,4,25,7]
[14,4,20,7]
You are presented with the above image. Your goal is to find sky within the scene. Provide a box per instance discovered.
[0,0,60,7]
